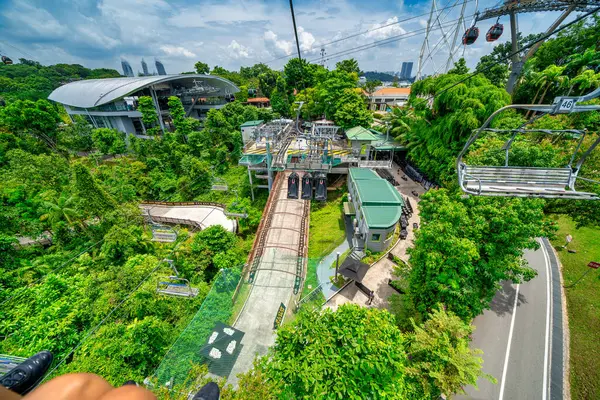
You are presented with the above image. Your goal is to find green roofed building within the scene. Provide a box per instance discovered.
[346,168,404,252]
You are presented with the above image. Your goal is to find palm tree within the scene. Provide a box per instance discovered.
[39,191,81,230]
[526,66,567,118]
[571,69,600,95]
[536,65,567,105]
[385,107,416,141]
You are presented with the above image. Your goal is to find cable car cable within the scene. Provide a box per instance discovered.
[305,14,476,65]
[412,6,600,108]
[264,0,477,64]
[0,238,106,308]
[40,226,199,383]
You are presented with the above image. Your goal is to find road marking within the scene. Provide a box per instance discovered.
[540,240,552,400]
[498,282,520,400]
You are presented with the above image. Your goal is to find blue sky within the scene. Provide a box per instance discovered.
[0,0,579,75]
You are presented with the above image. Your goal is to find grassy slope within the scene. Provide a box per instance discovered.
[303,189,347,299]
[549,215,600,400]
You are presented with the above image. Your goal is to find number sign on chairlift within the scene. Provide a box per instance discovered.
[457,87,600,200]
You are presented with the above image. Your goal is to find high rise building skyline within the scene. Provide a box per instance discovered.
[155,59,167,75]
[121,59,134,77]
[141,58,149,76]
[400,62,414,80]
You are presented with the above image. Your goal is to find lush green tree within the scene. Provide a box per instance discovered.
[100,224,152,264]
[0,99,61,147]
[253,304,410,398]
[194,61,210,74]
[39,191,80,231]
[363,79,382,96]
[192,225,236,256]
[137,96,161,136]
[335,58,361,75]
[235,85,249,103]
[227,197,261,232]
[333,89,373,129]
[73,163,117,219]
[167,96,195,142]
[57,116,94,151]
[258,70,279,98]
[283,58,315,92]
[448,58,469,75]
[408,189,552,320]
[398,73,511,184]
[406,306,493,398]
[91,128,126,155]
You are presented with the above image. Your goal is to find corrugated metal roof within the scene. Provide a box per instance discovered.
[346,126,378,141]
[362,205,403,229]
[349,168,379,181]
[354,179,403,206]
[349,169,404,229]
[48,74,239,108]
[240,120,264,127]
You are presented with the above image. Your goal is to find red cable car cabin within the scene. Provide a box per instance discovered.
[486,23,503,42]
[1,55,13,65]
[462,27,479,45]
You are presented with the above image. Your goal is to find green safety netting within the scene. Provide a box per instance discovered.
[153,267,242,386]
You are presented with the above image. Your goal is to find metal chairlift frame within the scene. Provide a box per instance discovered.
[146,209,178,242]
[224,191,248,219]
[457,88,600,199]
[156,259,199,298]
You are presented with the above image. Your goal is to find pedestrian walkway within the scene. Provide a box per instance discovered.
[140,203,236,232]
[227,172,309,385]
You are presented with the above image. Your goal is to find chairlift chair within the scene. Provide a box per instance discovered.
[211,174,228,191]
[151,224,178,242]
[462,26,479,45]
[486,22,503,42]
[156,259,199,298]
[457,88,600,200]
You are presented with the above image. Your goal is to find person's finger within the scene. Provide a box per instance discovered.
[98,386,156,400]
[0,386,24,400]
[24,373,113,400]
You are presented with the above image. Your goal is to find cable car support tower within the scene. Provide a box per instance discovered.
[416,0,479,80]
[475,0,599,94]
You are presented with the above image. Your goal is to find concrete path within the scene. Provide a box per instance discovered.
[316,239,350,299]
[228,172,308,385]
[141,204,236,232]
[458,238,565,400]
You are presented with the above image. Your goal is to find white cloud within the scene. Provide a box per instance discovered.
[160,45,197,58]
[227,40,251,59]
[365,17,406,40]
[297,26,316,53]
[264,30,294,57]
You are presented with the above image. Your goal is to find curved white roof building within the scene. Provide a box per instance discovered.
[48,74,239,136]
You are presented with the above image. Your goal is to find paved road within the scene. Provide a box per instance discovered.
[459,239,564,400]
